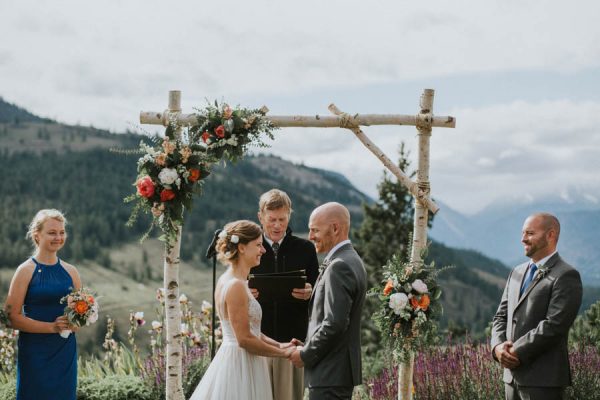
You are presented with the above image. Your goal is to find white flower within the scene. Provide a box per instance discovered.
[151,320,163,330]
[158,168,178,185]
[201,300,212,314]
[224,251,231,258]
[411,279,428,294]
[389,293,409,315]
[218,230,228,240]
[134,311,144,320]
[230,234,239,244]
[179,294,188,304]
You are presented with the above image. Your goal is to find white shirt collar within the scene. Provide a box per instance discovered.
[531,250,557,268]
[264,233,286,248]
[324,239,351,263]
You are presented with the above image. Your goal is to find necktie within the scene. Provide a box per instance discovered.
[520,263,538,296]
[272,242,279,269]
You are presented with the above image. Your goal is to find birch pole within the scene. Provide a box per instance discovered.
[398,89,436,400]
[163,91,185,400]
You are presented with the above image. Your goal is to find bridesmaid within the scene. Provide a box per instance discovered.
[4,209,81,400]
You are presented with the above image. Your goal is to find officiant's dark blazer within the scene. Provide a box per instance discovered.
[300,242,367,389]
[491,253,582,387]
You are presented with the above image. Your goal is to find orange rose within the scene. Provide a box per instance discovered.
[410,294,430,311]
[214,125,225,138]
[201,131,210,143]
[74,300,89,315]
[188,169,201,182]
[383,279,394,296]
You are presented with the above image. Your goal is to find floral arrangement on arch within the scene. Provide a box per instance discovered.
[371,249,446,362]
[190,101,276,162]
[125,101,277,247]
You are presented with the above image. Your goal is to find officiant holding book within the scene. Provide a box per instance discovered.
[251,189,319,400]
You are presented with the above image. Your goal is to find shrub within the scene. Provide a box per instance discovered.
[0,378,16,400]
[77,375,154,400]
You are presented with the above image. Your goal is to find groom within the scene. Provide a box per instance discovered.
[289,202,367,399]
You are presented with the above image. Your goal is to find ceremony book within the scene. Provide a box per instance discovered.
[248,269,306,301]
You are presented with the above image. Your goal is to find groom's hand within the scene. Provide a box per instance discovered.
[289,347,304,368]
[292,283,312,300]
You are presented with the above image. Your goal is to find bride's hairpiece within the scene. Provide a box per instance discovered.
[218,229,239,244]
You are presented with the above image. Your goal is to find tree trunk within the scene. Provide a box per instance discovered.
[398,88,435,400]
[164,91,184,400]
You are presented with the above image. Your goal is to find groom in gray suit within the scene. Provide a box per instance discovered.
[491,212,582,400]
[289,202,367,400]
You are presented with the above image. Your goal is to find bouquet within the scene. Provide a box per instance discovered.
[59,287,99,338]
[371,251,446,362]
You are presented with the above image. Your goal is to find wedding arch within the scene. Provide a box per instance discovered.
[138,89,456,400]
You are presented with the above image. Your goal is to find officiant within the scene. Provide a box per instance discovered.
[251,189,319,400]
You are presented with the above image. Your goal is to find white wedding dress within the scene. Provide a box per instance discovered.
[189,271,273,400]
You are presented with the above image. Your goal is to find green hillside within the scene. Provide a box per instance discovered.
[0,101,524,352]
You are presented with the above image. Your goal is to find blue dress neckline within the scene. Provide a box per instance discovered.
[31,257,61,267]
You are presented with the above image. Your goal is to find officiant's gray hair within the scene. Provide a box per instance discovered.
[216,220,262,263]
[259,189,293,216]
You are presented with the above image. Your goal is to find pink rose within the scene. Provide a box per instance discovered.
[136,176,155,198]
[223,106,233,119]
[214,125,225,138]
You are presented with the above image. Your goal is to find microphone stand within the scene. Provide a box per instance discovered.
[205,229,222,360]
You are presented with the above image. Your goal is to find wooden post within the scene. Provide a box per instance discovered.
[164,91,185,400]
[398,89,435,400]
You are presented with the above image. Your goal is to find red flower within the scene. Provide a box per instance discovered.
[201,131,210,143]
[136,176,155,198]
[214,125,225,138]
[160,189,176,202]
[188,169,201,182]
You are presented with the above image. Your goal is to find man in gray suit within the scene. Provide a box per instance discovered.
[491,212,582,400]
[289,202,367,400]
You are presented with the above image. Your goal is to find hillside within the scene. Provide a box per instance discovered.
[3,97,593,352]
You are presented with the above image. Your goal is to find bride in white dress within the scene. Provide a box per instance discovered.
[190,220,294,400]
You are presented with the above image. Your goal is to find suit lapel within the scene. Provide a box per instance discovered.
[514,253,560,310]
[308,243,353,304]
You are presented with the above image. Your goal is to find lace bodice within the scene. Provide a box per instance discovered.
[218,273,263,345]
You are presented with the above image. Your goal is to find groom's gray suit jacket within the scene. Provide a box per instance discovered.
[300,243,367,388]
[491,252,582,387]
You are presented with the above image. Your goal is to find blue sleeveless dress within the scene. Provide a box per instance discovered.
[17,258,77,400]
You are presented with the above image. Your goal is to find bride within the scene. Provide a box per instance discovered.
[190,220,294,400]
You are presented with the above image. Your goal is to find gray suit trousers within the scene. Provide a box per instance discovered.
[505,383,565,400]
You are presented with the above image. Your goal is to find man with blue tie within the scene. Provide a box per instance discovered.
[491,213,583,400]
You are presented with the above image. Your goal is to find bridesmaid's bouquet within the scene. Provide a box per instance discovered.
[59,287,99,338]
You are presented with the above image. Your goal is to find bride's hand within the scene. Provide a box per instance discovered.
[282,346,294,358]
[279,341,295,349]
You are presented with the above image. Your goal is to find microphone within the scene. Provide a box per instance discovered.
[205,229,222,259]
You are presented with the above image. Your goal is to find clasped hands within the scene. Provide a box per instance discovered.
[494,341,521,369]
[279,338,304,367]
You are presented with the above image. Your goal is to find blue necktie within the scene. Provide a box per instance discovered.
[520,263,538,296]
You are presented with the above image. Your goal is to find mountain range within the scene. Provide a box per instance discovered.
[430,196,600,286]
[0,95,598,348]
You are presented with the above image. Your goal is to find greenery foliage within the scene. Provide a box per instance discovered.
[370,250,445,362]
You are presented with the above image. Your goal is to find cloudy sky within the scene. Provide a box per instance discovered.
[1,0,599,214]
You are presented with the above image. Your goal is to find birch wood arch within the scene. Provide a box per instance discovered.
[139,89,456,400]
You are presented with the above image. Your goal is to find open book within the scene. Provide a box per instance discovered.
[248,269,306,301]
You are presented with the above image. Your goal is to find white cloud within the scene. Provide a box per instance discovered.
[1,0,600,214]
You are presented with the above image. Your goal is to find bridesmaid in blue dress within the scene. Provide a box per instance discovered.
[4,209,82,400]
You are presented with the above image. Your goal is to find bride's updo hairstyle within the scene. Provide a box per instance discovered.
[216,220,262,264]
